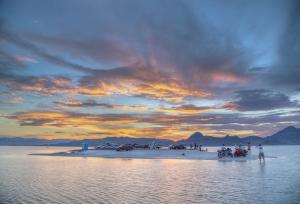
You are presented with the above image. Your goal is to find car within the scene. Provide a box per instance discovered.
[169,144,186,150]
[116,144,134,151]
[133,144,150,149]
[95,143,118,150]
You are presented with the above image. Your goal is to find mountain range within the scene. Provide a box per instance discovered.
[0,126,299,146]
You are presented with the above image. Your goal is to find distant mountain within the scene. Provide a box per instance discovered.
[178,134,264,146]
[0,136,173,147]
[0,126,299,146]
[176,133,260,146]
[264,126,300,145]
[0,137,72,146]
[177,126,299,145]
[54,137,173,147]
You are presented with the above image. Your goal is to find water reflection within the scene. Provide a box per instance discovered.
[259,161,266,173]
[0,146,299,204]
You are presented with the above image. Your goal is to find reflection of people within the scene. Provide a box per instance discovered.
[247,142,251,151]
[258,144,265,162]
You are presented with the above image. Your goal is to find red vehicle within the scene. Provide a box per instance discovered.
[234,147,248,157]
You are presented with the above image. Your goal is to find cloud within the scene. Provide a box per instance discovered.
[0,50,209,101]
[0,66,210,102]
[0,0,255,94]
[0,91,22,104]
[1,0,300,139]
[3,111,207,139]
[158,104,213,115]
[256,0,300,91]
[0,73,74,96]
[1,24,210,102]
[4,109,300,138]
[0,54,211,102]
[0,21,96,73]
[223,89,299,111]
[55,99,214,114]
[0,50,26,74]
[54,99,148,111]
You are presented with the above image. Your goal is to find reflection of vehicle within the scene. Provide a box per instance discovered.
[116,144,134,151]
[169,144,186,150]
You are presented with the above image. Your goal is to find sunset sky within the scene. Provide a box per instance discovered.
[0,0,299,140]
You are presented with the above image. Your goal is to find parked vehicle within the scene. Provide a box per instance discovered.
[116,144,134,151]
[234,147,248,157]
[95,143,118,150]
[133,144,150,149]
[217,148,233,158]
[169,144,186,150]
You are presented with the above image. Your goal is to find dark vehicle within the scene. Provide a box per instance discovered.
[133,144,150,149]
[116,144,134,151]
[218,148,233,158]
[169,144,186,150]
[95,143,118,150]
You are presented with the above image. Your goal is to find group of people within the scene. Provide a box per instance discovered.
[218,144,248,158]
[217,143,265,162]
[189,144,207,151]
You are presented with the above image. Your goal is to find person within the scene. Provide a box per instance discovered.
[258,144,265,162]
[221,144,226,151]
[234,146,241,157]
[199,145,202,151]
[247,142,251,151]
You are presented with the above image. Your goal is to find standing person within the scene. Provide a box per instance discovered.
[247,142,251,151]
[258,144,265,162]
[221,144,226,151]
[199,145,202,151]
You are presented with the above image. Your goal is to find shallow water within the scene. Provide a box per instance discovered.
[0,146,299,204]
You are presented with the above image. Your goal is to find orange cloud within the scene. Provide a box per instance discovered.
[222,101,240,110]
[3,111,217,139]
[158,104,213,115]
[2,67,210,102]
[54,99,149,111]
[77,78,209,102]
[210,71,246,83]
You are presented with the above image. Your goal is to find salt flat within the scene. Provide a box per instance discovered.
[32,149,262,160]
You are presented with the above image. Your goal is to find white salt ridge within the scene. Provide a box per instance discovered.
[46,149,267,160]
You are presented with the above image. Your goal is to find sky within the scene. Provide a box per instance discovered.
[0,0,299,140]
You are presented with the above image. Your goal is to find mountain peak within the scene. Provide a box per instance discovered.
[284,126,296,130]
[188,132,204,140]
[280,126,298,134]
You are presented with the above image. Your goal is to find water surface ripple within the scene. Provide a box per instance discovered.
[0,146,299,204]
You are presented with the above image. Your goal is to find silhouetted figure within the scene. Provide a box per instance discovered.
[221,144,226,151]
[258,144,265,162]
[247,142,251,151]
